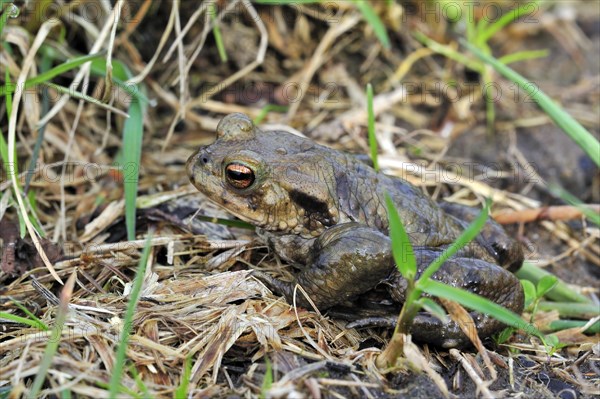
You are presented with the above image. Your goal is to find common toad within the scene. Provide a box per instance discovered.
[186,113,525,347]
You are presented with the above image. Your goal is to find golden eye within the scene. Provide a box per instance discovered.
[225,162,255,189]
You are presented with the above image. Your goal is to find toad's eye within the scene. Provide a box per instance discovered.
[225,162,255,189]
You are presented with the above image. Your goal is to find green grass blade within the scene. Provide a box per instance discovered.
[111,77,150,105]
[42,82,128,117]
[536,275,558,298]
[174,356,192,399]
[384,193,417,279]
[30,46,138,101]
[91,56,130,82]
[418,297,449,323]
[475,13,490,35]
[0,2,18,37]
[352,1,390,49]
[108,234,153,398]
[0,312,48,330]
[366,83,379,171]
[26,52,105,85]
[461,0,477,42]
[10,299,49,330]
[259,357,273,399]
[189,214,254,230]
[462,40,600,167]
[414,32,482,72]
[521,279,536,308]
[89,59,151,104]
[548,319,599,333]
[516,261,591,303]
[208,2,228,63]
[130,364,150,398]
[25,191,43,235]
[29,273,76,397]
[421,279,542,339]
[0,52,106,97]
[498,49,549,65]
[122,98,145,241]
[537,301,599,319]
[5,67,13,123]
[89,58,147,240]
[253,104,288,125]
[0,125,10,167]
[476,1,540,45]
[95,381,139,398]
[418,200,490,283]
[15,203,26,237]
[254,1,320,4]
[24,52,52,193]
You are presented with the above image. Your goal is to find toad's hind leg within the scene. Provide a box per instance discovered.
[254,223,395,310]
[387,248,525,348]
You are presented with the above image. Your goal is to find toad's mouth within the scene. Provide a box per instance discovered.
[185,149,204,180]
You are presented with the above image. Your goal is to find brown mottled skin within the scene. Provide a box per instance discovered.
[186,113,525,348]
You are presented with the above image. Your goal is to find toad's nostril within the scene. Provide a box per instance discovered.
[202,157,209,164]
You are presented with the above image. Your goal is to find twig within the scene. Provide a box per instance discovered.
[7,19,63,284]
[450,349,494,399]
[36,2,123,129]
[439,298,497,380]
[197,0,267,101]
[119,0,152,39]
[163,2,211,62]
[493,204,600,224]
[286,14,361,120]
[127,0,177,84]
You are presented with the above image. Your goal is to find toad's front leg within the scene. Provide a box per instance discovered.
[255,223,395,309]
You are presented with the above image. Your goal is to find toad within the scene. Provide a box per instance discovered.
[186,113,524,347]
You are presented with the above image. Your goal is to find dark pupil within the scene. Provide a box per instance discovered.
[226,164,254,188]
[227,169,250,180]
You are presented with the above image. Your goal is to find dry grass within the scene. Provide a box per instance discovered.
[1,1,599,398]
